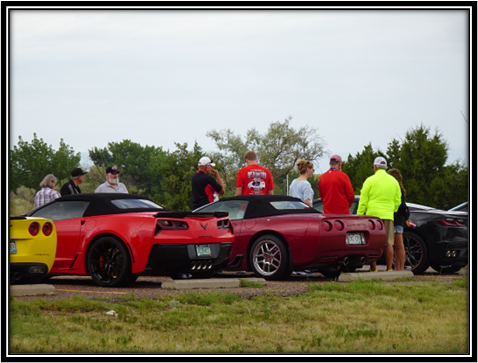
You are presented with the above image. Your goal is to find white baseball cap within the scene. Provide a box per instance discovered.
[198,156,215,166]
[373,156,387,168]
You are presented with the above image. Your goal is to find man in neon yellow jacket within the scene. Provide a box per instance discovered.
[357,157,401,272]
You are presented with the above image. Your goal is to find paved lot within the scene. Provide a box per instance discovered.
[10,266,467,301]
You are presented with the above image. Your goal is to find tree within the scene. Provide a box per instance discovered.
[341,143,386,195]
[207,116,325,195]
[88,140,167,197]
[10,134,81,191]
[155,142,204,211]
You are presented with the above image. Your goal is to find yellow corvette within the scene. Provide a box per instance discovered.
[10,216,57,284]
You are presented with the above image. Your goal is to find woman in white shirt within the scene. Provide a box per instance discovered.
[289,159,314,207]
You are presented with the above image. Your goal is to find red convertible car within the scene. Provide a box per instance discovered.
[23,194,234,286]
[194,195,387,279]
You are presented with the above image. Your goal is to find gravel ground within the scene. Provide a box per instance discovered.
[11,266,467,303]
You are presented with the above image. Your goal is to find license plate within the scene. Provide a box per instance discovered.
[346,233,365,245]
[10,241,17,254]
[196,245,211,257]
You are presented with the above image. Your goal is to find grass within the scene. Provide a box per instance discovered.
[9,277,469,354]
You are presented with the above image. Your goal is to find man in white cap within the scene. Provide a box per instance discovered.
[357,156,401,272]
[191,156,224,209]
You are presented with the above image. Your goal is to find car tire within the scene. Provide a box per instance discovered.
[86,236,132,287]
[404,232,429,274]
[431,264,464,274]
[319,267,342,278]
[249,235,290,280]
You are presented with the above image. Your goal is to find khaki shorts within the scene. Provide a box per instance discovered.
[383,219,394,247]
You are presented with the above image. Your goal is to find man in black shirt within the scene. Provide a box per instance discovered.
[60,168,87,196]
[191,157,224,209]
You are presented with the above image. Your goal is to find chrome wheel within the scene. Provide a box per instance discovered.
[249,235,289,280]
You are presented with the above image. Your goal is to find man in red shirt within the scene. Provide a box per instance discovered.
[236,151,274,196]
[318,154,355,214]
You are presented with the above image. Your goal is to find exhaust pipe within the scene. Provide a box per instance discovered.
[12,272,22,282]
[343,257,349,266]
[191,260,214,270]
[360,257,365,265]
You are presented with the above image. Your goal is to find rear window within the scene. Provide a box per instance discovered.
[270,201,310,210]
[197,200,249,220]
[111,199,164,210]
[31,201,90,221]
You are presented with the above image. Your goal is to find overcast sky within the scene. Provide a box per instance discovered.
[8,8,470,174]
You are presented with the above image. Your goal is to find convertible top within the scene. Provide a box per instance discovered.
[25,193,169,217]
[212,195,320,219]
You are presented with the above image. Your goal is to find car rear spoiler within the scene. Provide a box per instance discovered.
[153,211,229,219]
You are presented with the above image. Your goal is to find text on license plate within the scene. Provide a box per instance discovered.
[196,245,211,257]
[346,233,365,245]
[10,241,17,254]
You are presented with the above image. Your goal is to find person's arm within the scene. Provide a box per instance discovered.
[394,183,401,213]
[235,169,243,196]
[356,180,370,215]
[267,169,275,195]
[344,174,355,206]
[303,182,313,207]
[210,169,225,195]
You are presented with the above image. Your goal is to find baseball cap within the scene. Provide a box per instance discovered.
[198,157,215,166]
[329,154,342,163]
[373,156,387,168]
[71,168,87,177]
[106,166,120,174]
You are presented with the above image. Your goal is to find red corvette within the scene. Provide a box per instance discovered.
[194,195,387,279]
[23,194,234,286]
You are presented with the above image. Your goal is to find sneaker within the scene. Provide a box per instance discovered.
[386,269,394,272]
[369,269,378,272]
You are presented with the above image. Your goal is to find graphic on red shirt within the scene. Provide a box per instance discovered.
[237,165,274,195]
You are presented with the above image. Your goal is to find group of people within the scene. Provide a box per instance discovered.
[193,151,411,271]
[299,154,411,272]
[33,165,128,208]
[191,151,275,209]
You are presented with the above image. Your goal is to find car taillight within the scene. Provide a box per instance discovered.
[367,220,376,230]
[155,220,189,235]
[334,220,344,231]
[42,222,53,236]
[321,221,333,232]
[28,222,40,236]
[436,218,465,227]
[217,219,233,234]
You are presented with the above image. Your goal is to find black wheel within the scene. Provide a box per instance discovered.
[319,267,342,278]
[86,237,132,287]
[249,235,290,280]
[404,232,429,274]
[431,264,464,274]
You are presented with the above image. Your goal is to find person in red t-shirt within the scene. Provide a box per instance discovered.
[318,154,355,214]
[236,151,275,196]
